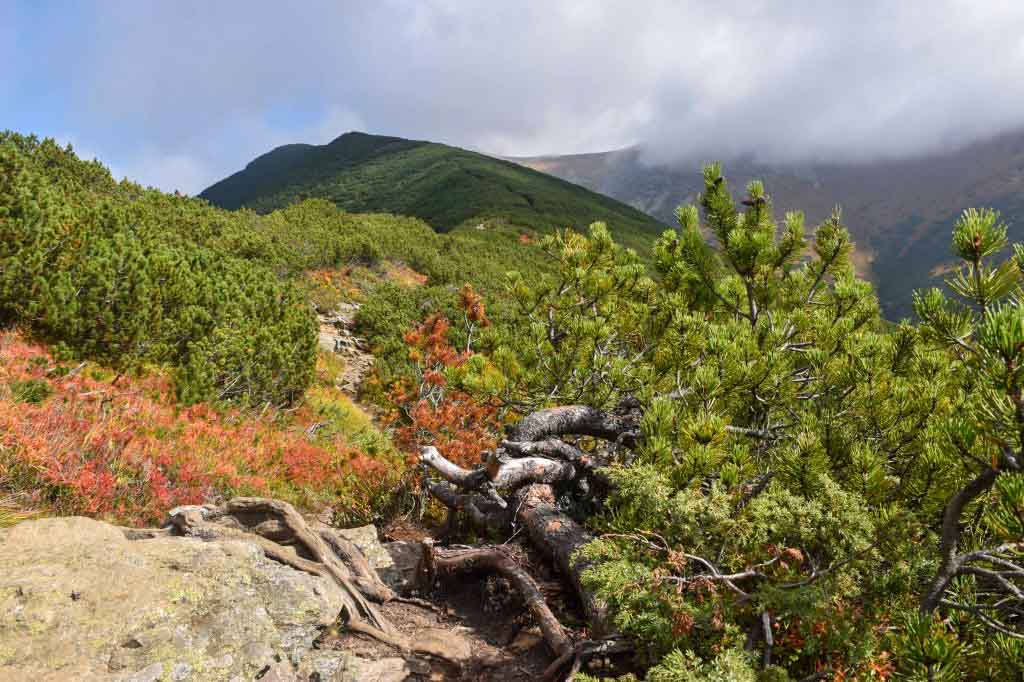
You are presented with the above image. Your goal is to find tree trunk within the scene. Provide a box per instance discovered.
[515,484,610,635]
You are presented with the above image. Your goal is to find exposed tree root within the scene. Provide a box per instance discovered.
[126,495,584,669]
[422,540,574,658]
[161,497,403,646]
[541,637,634,681]
[117,402,643,673]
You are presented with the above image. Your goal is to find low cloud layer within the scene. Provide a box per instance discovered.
[7,1,1024,192]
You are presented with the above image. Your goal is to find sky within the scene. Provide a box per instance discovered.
[5,1,1024,194]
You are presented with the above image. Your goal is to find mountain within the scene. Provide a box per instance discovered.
[509,131,1024,318]
[200,132,666,254]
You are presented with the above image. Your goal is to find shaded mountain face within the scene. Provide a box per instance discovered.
[510,132,1024,318]
[200,132,666,255]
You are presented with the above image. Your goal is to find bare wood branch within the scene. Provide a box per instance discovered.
[508,404,640,445]
[421,445,575,492]
[920,456,1019,613]
[423,479,512,530]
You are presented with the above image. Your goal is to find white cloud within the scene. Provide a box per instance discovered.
[14,0,1024,190]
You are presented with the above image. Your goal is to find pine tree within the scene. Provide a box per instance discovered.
[441,166,1022,678]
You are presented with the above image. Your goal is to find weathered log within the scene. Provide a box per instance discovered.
[419,445,491,489]
[421,445,575,491]
[501,438,613,488]
[425,479,513,530]
[515,484,610,636]
[502,438,589,465]
[508,405,640,446]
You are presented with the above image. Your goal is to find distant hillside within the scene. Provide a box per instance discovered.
[200,132,666,253]
[509,131,1024,318]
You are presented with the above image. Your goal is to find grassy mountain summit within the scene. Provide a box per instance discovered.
[200,132,666,253]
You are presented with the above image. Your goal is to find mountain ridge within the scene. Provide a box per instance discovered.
[200,131,666,254]
[509,130,1024,317]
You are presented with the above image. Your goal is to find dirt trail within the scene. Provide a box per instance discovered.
[318,303,374,395]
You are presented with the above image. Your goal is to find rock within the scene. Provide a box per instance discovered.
[335,525,421,594]
[413,627,474,664]
[509,626,545,653]
[0,516,347,681]
[317,307,374,394]
[118,663,164,682]
[306,652,415,682]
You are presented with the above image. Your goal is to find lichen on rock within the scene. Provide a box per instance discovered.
[0,516,356,681]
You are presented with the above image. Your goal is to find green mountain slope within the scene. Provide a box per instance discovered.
[200,132,666,253]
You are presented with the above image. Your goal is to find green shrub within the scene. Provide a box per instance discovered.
[9,378,52,404]
[0,132,316,405]
[455,167,1024,678]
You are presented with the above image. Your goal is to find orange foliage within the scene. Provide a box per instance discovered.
[392,391,500,469]
[389,303,501,469]
[403,314,467,374]
[458,284,490,329]
[0,332,399,526]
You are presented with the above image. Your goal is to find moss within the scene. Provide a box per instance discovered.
[0,644,17,665]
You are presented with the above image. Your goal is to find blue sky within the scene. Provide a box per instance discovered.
[6,1,1024,194]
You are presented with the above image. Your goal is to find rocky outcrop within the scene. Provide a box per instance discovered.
[0,517,415,681]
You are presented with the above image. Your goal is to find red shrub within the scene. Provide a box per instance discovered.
[0,331,401,526]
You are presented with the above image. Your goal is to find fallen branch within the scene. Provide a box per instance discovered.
[423,479,512,530]
[501,438,610,472]
[515,483,611,635]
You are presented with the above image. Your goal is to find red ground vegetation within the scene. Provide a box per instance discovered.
[0,331,401,526]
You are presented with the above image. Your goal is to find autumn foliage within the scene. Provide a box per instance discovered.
[0,331,401,526]
[389,288,501,469]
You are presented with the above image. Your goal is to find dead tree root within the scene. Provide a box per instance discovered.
[126,496,573,667]
[541,637,634,681]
